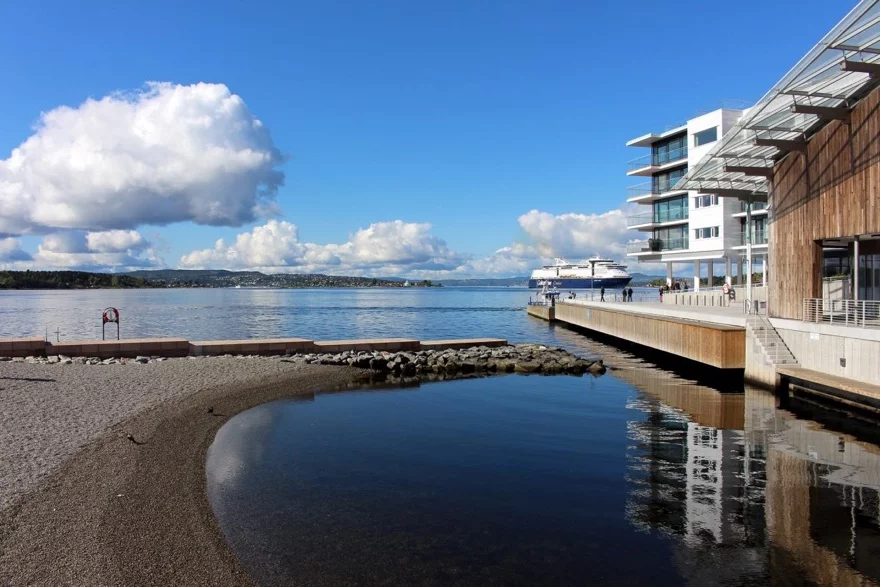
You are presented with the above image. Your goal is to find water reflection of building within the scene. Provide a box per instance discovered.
[749,390,880,586]
[624,368,880,585]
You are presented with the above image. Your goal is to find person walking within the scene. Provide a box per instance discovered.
[600,286,605,302]
[627,287,633,302]
[621,287,627,302]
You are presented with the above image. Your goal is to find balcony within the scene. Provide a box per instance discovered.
[626,146,689,176]
[626,237,690,254]
[733,230,768,247]
[626,179,689,202]
[626,207,689,228]
[733,201,768,217]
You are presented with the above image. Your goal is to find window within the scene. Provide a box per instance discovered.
[694,194,718,208]
[652,167,688,193]
[652,225,689,250]
[694,127,718,147]
[653,195,688,223]
[651,134,688,165]
[694,226,719,239]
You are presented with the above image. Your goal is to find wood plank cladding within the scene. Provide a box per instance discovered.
[553,302,745,369]
[771,85,880,320]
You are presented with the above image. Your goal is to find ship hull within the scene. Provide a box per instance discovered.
[527,277,632,289]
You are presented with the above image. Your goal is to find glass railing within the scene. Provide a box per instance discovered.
[660,237,689,251]
[627,180,688,198]
[653,207,689,223]
[737,230,768,245]
[627,147,688,171]
[652,146,688,166]
[738,201,767,213]
[626,208,689,227]
[626,238,689,253]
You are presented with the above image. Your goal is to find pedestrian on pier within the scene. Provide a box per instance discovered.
[600,286,605,302]
[621,287,627,302]
[627,287,633,302]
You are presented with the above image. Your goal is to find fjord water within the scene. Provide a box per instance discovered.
[206,352,880,585]
[0,286,652,344]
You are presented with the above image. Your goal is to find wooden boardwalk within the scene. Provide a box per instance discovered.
[533,300,745,369]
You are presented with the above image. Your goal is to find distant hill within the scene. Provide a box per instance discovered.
[0,269,439,289]
[628,272,665,286]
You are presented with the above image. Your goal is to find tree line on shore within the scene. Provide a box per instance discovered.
[0,270,439,290]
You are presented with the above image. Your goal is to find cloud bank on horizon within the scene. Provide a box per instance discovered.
[0,83,640,278]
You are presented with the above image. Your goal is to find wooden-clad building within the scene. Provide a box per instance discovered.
[679,0,880,323]
[678,0,880,388]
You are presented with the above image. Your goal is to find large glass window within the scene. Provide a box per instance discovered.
[652,225,689,251]
[652,167,688,193]
[653,195,688,223]
[693,127,718,147]
[652,134,688,165]
[738,217,767,244]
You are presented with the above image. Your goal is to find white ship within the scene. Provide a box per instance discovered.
[528,256,632,289]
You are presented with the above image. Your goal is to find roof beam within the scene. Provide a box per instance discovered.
[841,59,880,77]
[790,103,850,120]
[781,89,848,100]
[723,165,774,178]
[834,44,880,55]
[754,137,807,152]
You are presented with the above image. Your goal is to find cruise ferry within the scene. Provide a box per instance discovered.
[528,256,632,289]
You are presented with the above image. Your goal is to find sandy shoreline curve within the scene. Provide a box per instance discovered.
[0,360,362,586]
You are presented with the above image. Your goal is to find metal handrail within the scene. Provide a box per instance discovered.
[803,298,880,328]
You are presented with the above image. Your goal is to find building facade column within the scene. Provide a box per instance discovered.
[666,262,673,288]
[738,256,744,286]
[854,236,860,301]
[707,260,714,288]
[694,260,701,292]
[725,257,733,286]
[761,256,767,287]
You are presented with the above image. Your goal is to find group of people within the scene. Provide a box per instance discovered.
[598,286,634,302]
[658,281,688,300]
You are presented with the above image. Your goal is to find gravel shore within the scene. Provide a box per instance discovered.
[0,358,361,586]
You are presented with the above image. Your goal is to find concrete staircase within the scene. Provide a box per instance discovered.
[746,314,798,366]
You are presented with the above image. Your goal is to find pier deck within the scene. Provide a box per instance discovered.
[537,300,745,369]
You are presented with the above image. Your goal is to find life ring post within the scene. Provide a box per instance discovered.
[102,307,120,340]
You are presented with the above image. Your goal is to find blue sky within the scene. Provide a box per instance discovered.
[0,0,853,277]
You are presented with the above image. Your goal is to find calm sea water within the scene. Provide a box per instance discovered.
[0,286,655,345]
[205,343,880,586]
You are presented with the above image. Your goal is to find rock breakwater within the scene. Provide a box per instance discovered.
[1,344,604,378]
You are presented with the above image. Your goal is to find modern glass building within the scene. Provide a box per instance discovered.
[625,107,767,289]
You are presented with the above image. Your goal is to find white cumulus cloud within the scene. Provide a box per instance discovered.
[1,230,163,271]
[0,82,284,237]
[517,209,631,260]
[179,219,466,274]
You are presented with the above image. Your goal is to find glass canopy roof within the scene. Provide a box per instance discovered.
[677,0,880,199]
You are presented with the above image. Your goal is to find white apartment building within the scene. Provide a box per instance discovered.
[625,108,769,289]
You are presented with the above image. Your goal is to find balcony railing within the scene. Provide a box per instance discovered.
[627,180,688,198]
[736,230,768,246]
[803,298,880,328]
[627,147,688,171]
[626,237,689,254]
[627,208,689,228]
[738,201,767,213]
